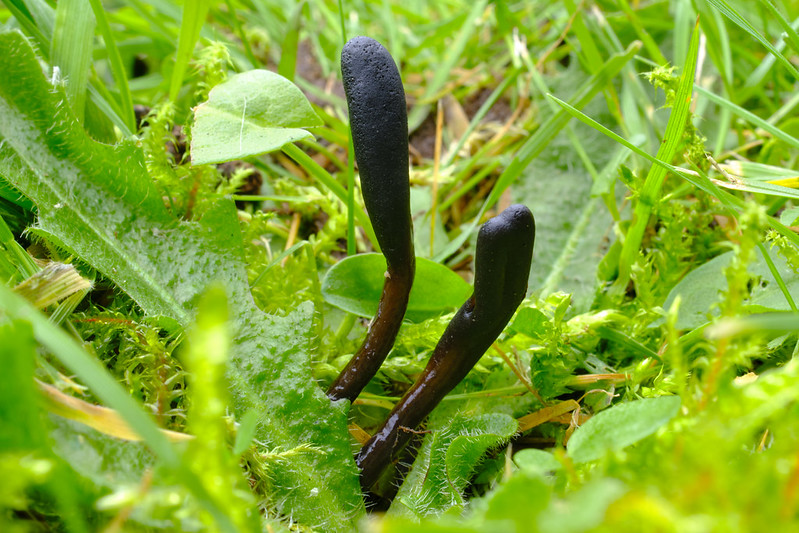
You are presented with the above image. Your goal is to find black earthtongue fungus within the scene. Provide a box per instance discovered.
[327,36,416,403]
[356,204,535,491]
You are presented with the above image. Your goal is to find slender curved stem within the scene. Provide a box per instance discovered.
[327,260,414,402]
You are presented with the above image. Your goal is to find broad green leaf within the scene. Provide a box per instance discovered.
[513,449,562,476]
[191,70,323,166]
[481,472,551,530]
[321,253,472,323]
[513,92,625,312]
[390,412,518,517]
[566,396,681,463]
[537,479,627,533]
[510,307,550,338]
[665,250,799,330]
[0,31,361,531]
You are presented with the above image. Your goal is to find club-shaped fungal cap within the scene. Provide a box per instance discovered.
[341,36,412,269]
[473,204,535,326]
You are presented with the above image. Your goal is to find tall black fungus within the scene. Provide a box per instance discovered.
[327,37,416,403]
[356,204,535,490]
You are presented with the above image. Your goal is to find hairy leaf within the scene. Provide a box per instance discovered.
[0,30,361,531]
[665,250,799,330]
[390,412,517,517]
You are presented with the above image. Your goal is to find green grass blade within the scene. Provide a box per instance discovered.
[169,0,213,102]
[617,0,669,66]
[282,142,378,249]
[346,133,356,255]
[615,20,700,291]
[695,85,799,150]
[23,0,55,35]
[277,0,303,81]
[758,0,799,57]
[564,0,605,71]
[706,0,799,79]
[51,0,95,122]
[407,0,487,132]
[549,91,799,249]
[432,41,641,263]
[551,93,799,311]
[757,241,797,311]
[87,83,133,137]
[0,285,239,533]
[442,69,520,167]
[3,0,51,48]
[697,5,733,154]
[87,0,135,133]
[223,0,257,68]
[0,214,37,280]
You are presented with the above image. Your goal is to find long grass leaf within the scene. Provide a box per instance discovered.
[4,0,51,47]
[407,0,488,132]
[51,0,95,122]
[223,0,257,68]
[550,93,799,310]
[616,20,699,290]
[706,0,799,79]
[617,0,669,65]
[432,41,640,263]
[282,142,378,249]
[169,0,213,102]
[87,0,135,133]
[695,85,799,150]
[277,0,303,81]
[0,214,37,279]
[443,69,519,167]
[758,0,799,58]
[549,93,799,249]
[0,286,238,533]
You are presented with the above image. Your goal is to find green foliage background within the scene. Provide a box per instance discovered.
[1,0,799,532]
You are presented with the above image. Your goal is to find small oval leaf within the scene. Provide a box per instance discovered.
[321,253,471,323]
[513,448,563,475]
[191,69,323,166]
[567,396,681,463]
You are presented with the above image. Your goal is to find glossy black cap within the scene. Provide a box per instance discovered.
[341,36,413,269]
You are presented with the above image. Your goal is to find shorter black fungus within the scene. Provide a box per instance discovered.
[356,204,535,490]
